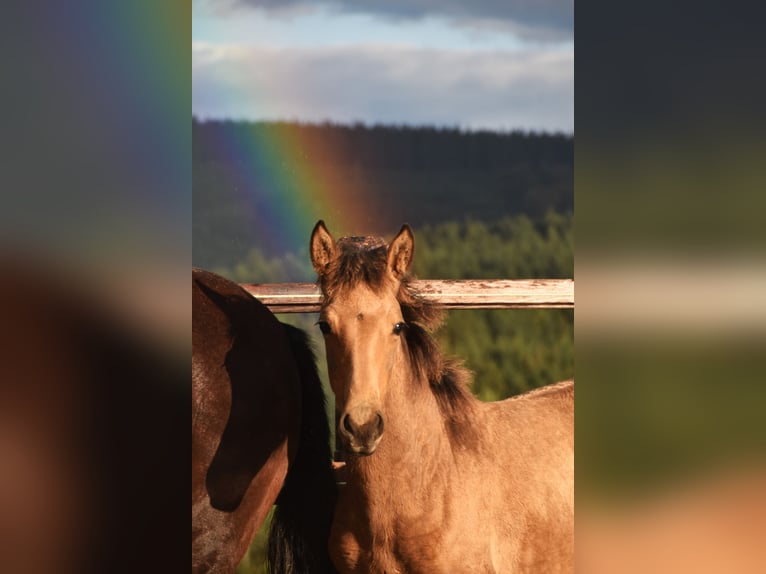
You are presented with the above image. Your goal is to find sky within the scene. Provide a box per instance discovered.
[192,0,573,132]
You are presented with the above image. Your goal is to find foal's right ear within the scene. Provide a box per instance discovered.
[310,220,336,274]
[387,224,415,280]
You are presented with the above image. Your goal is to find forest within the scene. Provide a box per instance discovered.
[193,119,573,268]
[193,119,573,573]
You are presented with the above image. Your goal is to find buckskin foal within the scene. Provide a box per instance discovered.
[309,221,574,574]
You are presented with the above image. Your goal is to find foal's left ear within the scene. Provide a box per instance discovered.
[310,220,336,275]
[387,224,415,279]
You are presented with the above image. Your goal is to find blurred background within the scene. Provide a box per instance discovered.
[1,3,189,573]
[576,1,766,572]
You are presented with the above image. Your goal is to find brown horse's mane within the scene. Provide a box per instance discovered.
[319,236,478,448]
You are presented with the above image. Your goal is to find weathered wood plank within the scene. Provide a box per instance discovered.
[241,279,574,313]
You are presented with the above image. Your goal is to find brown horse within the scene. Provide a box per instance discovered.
[309,222,574,573]
[192,268,337,573]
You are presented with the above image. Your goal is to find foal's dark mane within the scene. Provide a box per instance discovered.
[318,236,478,448]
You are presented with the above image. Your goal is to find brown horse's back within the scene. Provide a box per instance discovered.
[192,269,301,573]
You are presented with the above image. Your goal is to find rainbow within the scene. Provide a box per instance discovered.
[195,120,384,256]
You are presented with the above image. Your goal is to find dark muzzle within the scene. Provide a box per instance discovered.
[338,405,384,455]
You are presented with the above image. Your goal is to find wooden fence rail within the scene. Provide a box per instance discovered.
[241,279,574,313]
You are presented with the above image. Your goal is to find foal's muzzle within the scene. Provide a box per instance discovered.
[338,404,384,455]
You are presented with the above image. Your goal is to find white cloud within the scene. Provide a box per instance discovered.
[192,43,573,132]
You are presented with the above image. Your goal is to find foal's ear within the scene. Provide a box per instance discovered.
[310,220,336,274]
[387,224,415,279]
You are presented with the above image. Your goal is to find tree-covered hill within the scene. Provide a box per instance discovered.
[193,119,572,269]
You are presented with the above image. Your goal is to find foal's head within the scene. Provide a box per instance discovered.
[310,221,418,456]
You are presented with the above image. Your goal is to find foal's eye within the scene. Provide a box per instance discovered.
[316,320,332,335]
[393,322,406,335]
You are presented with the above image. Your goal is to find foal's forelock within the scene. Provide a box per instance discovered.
[317,237,389,300]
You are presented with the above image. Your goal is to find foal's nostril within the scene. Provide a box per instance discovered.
[342,413,354,434]
[375,412,384,434]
